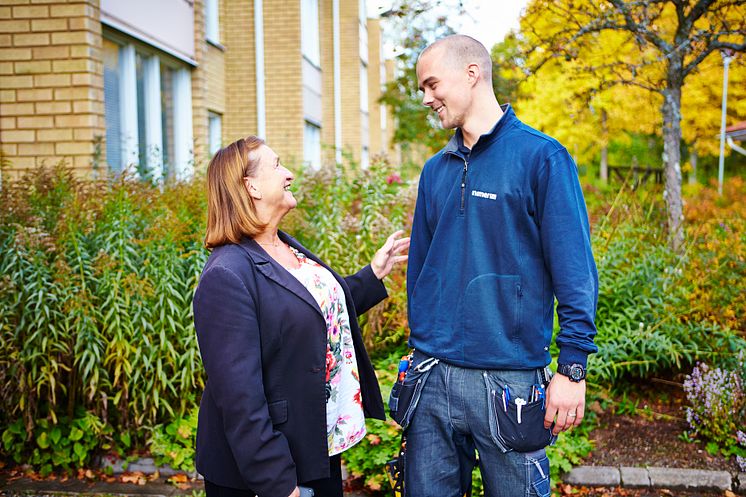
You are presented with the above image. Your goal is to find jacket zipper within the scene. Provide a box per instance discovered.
[460,158,469,214]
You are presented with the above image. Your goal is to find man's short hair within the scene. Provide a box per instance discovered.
[420,34,493,86]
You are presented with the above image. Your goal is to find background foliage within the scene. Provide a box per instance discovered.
[0,164,207,466]
[1,157,744,491]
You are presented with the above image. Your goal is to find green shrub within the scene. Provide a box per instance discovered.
[283,156,414,354]
[149,408,199,472]
[2,410,109,476]
[0,163,207,468]
[588,184,746,382]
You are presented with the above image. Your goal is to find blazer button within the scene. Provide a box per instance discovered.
[311,367,322,373]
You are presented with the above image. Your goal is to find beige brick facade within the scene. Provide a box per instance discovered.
[319,0,335,165]
[338,0,361,164]
[0,0,393,177]
[264,0,303,168]
[367,17,382,158]
[0,0,104,176]
[223,0,257,144]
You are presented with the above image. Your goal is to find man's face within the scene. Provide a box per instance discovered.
[416,47,472,130]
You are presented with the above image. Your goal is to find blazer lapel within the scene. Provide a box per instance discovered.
[238,236,324,319]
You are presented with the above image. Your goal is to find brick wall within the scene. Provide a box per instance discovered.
[264,0,302,167]
[339,0,360,164]
[367,17,382,157]
[319,0,335,165]
[205,45,225,116]
[0,0,105,176]
[223,0,256,144]
[384,58,398,159]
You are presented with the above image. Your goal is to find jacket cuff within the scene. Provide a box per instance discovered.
[363,264,388,299]
[259,477,296,497]
[557,346,589,368]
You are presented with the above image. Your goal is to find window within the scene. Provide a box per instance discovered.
[103,38,122,172]
[301,0,320,66]
[303,121,321,170]
[361,145,369,169]
[205,0,220,45]
[209,112,222,156]
[103,33,193,181]
[360,62,368,113]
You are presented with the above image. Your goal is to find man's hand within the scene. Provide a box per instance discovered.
[288,487,301,497]
[543,373,586,435]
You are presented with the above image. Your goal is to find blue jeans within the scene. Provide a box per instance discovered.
[404,352,551,497]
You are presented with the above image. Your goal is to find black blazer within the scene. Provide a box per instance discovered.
[193,231,387,497]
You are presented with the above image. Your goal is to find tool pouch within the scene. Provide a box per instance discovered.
[492,395,556,453]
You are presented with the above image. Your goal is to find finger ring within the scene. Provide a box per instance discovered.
[567,412,577,418]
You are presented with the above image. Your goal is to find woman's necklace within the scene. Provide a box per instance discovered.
[256,235,281,247]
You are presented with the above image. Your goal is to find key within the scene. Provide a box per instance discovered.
[515,398,527,424]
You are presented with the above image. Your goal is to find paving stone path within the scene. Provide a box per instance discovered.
[1,460,744,496]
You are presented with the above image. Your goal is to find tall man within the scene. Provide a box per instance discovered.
[405,35,598,496]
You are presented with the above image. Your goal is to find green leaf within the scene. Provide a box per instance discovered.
[73,442,86,461]
[36,431,49,449]
[68,427,83,442]
[50,427,62,445]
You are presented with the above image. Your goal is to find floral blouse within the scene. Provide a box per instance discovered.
[287,247,366,456]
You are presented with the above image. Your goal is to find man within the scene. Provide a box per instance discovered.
[404,35,598,496]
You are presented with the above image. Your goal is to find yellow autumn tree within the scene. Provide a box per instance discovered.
[518,0,746,251]
[516,9,660,174]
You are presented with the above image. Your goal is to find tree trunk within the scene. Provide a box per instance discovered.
[600,109,608,182]
[662,80,685,253]
[689,147,698,185]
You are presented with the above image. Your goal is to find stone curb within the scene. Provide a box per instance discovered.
[564,465,745,493]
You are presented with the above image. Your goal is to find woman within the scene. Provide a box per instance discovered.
[193,136,409,497]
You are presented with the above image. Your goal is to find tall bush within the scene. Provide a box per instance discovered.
[283,156,415,353]
[588,183,745,382]
[0,164,207,459]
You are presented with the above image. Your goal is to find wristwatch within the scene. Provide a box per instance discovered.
[556,363,586,382]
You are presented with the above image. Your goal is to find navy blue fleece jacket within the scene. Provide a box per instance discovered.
[407,105,598,369]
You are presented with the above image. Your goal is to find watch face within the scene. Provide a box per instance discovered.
[570,366,584,380]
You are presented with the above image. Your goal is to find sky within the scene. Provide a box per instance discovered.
[368,0,531,51]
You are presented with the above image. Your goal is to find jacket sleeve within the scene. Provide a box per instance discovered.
[406,171,433,321]
[193,265,297,497]
[344,265,388,315]
[535,148,599,368]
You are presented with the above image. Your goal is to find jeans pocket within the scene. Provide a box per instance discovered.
[492,396,555,453]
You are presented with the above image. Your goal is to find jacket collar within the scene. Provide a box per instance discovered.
[444,103,515,157]
[237,231,325,318]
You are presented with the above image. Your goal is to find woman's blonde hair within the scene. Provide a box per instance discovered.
[204,136,268,249]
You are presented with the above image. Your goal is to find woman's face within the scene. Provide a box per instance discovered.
[245,144,297,215]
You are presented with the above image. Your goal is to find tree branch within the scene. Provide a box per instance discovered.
[606,0,673,53]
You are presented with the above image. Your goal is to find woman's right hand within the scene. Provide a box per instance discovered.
[370,230,410,280]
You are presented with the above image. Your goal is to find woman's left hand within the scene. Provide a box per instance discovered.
[371,230,410,280]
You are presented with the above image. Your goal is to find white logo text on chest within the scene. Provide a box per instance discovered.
[471,190,497,200]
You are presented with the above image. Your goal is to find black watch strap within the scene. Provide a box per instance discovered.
[557,363,586,382]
